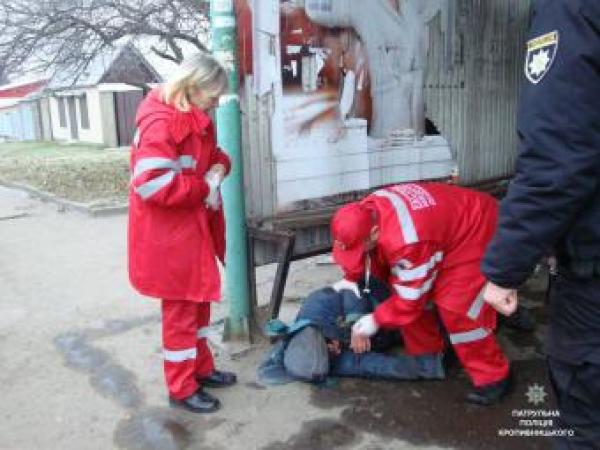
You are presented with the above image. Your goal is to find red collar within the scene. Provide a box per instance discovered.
[170,107,213,144]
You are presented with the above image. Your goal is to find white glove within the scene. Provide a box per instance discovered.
[204,171,222,210]
[352,313,379,337]
[332,279,361,297]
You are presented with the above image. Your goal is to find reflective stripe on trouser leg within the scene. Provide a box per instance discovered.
[195,302,215,379]
[400,308,445,355]
[162,299,200,399]
[466,288,486,320]
[438,305,510,387]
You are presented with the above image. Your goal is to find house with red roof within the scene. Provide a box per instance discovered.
[0,79,48,99]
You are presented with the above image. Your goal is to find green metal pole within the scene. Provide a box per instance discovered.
[210,0,250,340]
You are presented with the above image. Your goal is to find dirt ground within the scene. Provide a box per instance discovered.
[0,185,559,450]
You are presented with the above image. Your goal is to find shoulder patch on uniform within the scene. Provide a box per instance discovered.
[525,31,559,84]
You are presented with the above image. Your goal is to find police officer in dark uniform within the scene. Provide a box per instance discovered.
[480,0,600,447]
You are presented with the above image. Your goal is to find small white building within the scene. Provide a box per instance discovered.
[45,42,162,147]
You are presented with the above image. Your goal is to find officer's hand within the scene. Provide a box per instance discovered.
[483,281,518,316]
[350,332,371,354]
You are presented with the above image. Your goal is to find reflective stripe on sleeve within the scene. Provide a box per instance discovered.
[449,327,490,345]
[392,251,443,281]
[133,157,179,178]
[163,347,197,362]
[393,272,438,301]
[178,155,197,170]
[133,155,197,179]
[373,190,418,244]
[135,170,176,199]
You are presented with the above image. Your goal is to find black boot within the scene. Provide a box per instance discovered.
[198,370,237,388]
[169,389,221,413]
[466,375,512,406]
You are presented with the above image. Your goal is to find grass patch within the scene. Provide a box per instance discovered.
[0,141,130,203]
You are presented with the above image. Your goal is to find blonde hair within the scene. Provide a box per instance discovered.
[163,52,228,112]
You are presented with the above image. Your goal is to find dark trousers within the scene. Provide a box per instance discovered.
[548,357,600,449]
[330,350,444,380]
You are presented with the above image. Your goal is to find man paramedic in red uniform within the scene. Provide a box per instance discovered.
[331,182,511,405]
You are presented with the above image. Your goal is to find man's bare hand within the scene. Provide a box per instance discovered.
[350,331,371,354]
[483,281,518,316]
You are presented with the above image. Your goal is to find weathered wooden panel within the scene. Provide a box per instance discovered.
[241,76,282,265]
[425,0,532,184]
[241,76,277,220]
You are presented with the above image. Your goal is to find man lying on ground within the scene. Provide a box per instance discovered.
[257,277,445,385]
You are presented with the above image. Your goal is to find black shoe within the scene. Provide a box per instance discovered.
[198,370,237,388]
[169,389,221,413]
[466,375,512,406]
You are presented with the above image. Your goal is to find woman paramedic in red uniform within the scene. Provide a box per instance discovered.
[128,53,236,413]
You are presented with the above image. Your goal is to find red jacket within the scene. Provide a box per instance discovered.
[128,90,231,302]
[339,183,498,327]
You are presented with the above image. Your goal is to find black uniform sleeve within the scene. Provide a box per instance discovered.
[482,0,600,288]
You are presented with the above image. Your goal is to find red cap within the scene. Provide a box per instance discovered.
[331,202,373,273]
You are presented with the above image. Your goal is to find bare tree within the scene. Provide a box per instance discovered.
[0,0,210,83]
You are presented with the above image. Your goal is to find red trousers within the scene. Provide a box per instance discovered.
[161,300,215,399]
[400,308,445,355]
[393,300,509,387]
